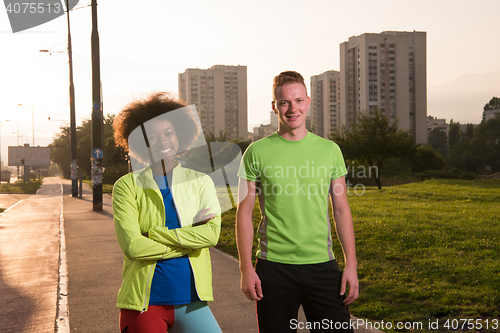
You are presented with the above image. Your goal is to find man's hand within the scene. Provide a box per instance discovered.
[340,265,359,306]
[240,268,263,301]
[193,208,216,226]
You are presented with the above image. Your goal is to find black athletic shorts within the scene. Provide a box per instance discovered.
[255,259,353,333]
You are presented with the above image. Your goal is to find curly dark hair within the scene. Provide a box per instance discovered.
[113,92,200,162]
[272,70,308,101]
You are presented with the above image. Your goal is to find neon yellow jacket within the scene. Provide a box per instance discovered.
[112,163,221,311]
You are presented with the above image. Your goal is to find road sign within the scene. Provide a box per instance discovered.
[8,146,51,166]
[92,148,103,159]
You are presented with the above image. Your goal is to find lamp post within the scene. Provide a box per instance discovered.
[66,0,78,198]
[17,103,34,146]
[7,119,22,181]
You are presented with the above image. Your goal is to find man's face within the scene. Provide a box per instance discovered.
[272,82,310,132]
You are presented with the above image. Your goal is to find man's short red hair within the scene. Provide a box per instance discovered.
[272,71,308,101]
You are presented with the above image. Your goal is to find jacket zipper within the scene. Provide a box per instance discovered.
[171,168,202,300]
[142,178,167,313]
[141,263,155,313]
[170,171,184,228]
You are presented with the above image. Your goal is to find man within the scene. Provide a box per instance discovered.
[236,71,358,332]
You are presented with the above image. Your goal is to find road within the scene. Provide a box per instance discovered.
[0,177,62,332]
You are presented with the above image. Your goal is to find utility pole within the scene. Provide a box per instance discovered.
[66,0,78,197]
[91,0,103,211]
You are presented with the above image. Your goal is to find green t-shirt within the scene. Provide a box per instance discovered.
[238,132,347,264]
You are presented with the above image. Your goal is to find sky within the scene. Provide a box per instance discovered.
[1,0,500,166]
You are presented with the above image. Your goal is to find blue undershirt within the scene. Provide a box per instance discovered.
[149,172,200,305]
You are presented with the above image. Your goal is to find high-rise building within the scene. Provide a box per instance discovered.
[178,65,248,141]
[310,70,341,138]
[340,31,427,143]
[270,110,279,128]
[252,123,277,142]
[427,115,449,137]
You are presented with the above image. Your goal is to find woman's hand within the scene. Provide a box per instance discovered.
[193,208,216,226]
[142,208,215,239]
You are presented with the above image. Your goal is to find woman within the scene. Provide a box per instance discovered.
[112,92,222,333]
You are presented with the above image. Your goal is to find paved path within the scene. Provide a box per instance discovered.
[0,193,32,210]
[61,179,122,332]
[0,177,62,332]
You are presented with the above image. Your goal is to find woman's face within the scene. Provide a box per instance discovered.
[144,119,179,162]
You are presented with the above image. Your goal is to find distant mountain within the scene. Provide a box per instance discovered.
[428,71,500,124]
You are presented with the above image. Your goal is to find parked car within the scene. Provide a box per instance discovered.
[1,170,12,183]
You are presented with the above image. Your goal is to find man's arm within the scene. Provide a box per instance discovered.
[236,178,263,301]
[330,176,359,305]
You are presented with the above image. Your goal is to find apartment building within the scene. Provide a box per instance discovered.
[270,110,279,128]
[253,123,277,142]
[178,65,248,141]
[310,70,341,138]
[483,108,500,122]
[340,31,427,143]
[427,115,449,137]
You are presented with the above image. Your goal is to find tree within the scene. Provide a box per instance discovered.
[449,141,480,173]
[411,145,447,174]
[448,120,461,150]
[204,130,229,143]
[331,109,415,189]
[49,114,128,183]
[428,128,448,158]
[463,123,475,142]
[49,126,71,178]
[470,113,500,173]
[307,123,316,134]
[484,96,500,111]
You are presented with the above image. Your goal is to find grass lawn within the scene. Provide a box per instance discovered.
[0,180,43,194]
[215,179,500,332]
[82,180,113,193]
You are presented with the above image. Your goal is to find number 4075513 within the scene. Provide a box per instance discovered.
[6,2,62,14]
[444,318,498,330]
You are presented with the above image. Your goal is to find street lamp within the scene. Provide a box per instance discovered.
[39,1,78,197]
[6,119,22,180]
[48,117,69,127]
[17,103,34,146]
[66,0,79,198]
[39,42,67,55]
